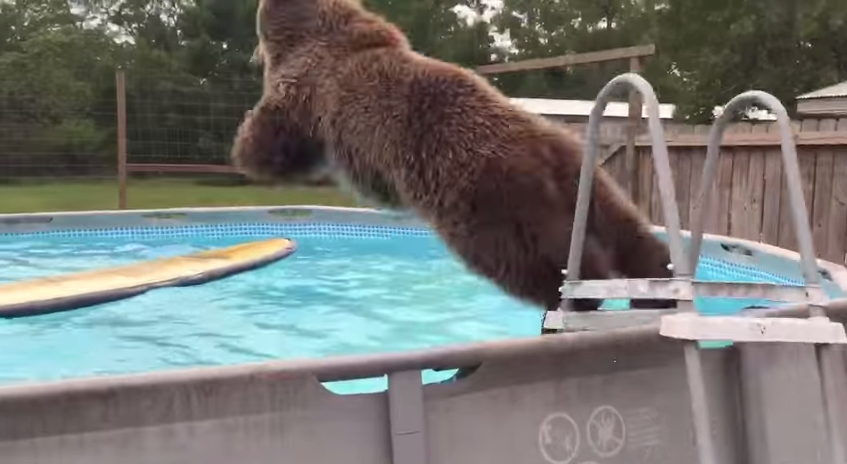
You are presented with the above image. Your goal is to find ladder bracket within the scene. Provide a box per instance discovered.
[560,278,812,303]
[543,308,678,333]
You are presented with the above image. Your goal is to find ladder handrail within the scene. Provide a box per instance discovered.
[564,73,691,297]
[560,75,842,464]
[563,73,716,464]
[687,91,826,317]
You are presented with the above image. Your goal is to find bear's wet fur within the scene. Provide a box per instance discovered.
[231,0,675,311]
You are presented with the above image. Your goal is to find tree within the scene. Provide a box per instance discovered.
[658,0,847,121]
[0,1,119,176]
[363,0,499,67]
[487,0,670,100]
[9,0,846,174]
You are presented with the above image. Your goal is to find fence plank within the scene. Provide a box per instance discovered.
[672,126,694,229]
[476,44,656,75]
[693,124,710,135]
[687,150,706,232]
[744,124,769,243]
[799,121,819,220]
[611,118,847,257]
[729,151,750,238]
[688,125,710,234]
[665,146,681,226]
[702,129,723,234]
[710,124,744,235]
[676,150,691,230]
[761,148,783,247]
[812,119,837,261]
[746,157,766,241]
[637,148,653,217]
[651,167,663,225]
[116,71,128,210]
[601,149,624,186]
[640,130,847,147]
[613,151,628,188]
[675,151,692,230]
[777,120,818,250]
[126,163,238,174]
[712,152,734,235]
[727,123,752,238]
[830,118,847,264]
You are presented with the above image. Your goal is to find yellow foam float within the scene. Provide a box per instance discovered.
[0,238,297,318]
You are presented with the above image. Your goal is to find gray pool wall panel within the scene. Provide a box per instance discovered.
[1,206,846,463]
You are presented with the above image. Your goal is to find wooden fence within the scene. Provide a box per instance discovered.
[599,117,847,265]
[108,59,847,266]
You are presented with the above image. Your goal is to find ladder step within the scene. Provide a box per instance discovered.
[659,313,847,344]
[542,308,677,333]
[560,278,812,302]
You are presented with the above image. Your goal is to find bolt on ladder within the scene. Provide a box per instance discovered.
[543,73,847,464]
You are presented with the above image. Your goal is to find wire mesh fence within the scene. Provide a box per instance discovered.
[0,68,119,180]
[0,65,659,213]
[0,67,263,184]
[0,62,683,214]
[0,68,353,213]
[124,70,261,172]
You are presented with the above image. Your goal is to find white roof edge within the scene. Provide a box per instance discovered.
[509,97,675,119]
[510,97,776,121]
[797,81,847,100]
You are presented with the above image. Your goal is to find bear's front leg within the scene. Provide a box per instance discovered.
[230,97,327,184]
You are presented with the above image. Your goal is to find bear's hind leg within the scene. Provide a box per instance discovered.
[589,175,676,310]
[565,235,618,312]
[437,222,615,312]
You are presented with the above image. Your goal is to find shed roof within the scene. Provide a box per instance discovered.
[797,81,847,100]
[509,98,675,119]
[510,98,776,121]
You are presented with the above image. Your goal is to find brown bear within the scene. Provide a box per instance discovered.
[231,0,675,312]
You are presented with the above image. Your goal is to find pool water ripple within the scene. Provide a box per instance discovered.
[0,232,808,393]
[0,234,543,390]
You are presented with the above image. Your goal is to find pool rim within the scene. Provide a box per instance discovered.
[0,297,845,398]
[2,204,846,289]
[1,204,846,394]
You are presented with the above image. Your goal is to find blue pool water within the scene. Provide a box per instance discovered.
[0,226,806,393]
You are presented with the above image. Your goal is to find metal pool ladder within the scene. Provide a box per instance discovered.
[543,73,847,464]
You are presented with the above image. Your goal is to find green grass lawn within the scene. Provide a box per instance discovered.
[0,178,358,214]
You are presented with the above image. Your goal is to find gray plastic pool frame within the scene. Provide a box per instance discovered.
[552,74,847,464]
[3,76,847,463]
[0,299,847,464]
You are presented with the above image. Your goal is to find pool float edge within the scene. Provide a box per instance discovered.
[0,238,297,318]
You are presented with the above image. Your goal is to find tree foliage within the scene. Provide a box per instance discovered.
[657,0,847,121]
[2,0,847,175]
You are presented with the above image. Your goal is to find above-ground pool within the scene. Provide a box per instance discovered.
[0,206,846,395]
